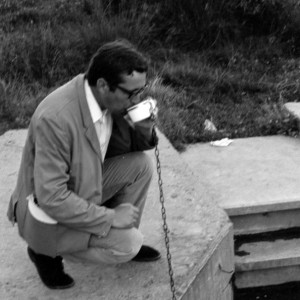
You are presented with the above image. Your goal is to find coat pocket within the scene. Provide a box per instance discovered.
[20,198,58,257]
[16,196,90,257]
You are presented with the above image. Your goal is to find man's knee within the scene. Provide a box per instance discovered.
[116,228,143,256]
[133,152,153,180]
[105,228,143,263]
[65,228,143,264]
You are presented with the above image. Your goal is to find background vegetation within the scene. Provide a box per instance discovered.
[1,0,300,150]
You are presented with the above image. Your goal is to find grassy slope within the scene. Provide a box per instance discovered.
[152,44,300,150]
[1,0,300,150]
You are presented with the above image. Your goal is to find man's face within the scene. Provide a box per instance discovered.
[103,71,147,114]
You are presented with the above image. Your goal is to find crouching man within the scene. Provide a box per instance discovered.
[7,39,160,289]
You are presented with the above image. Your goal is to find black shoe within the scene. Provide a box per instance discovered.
[132,245,161,262]
[27,247,75,289]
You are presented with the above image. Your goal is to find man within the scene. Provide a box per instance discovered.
[7,39,160,289]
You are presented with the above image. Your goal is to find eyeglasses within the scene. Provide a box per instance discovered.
[116,85,147,100]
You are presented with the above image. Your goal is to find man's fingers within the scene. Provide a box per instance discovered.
[112,203,140,228]
[132,205,139,213]
[133,210,139,220]
[124,114,135,128]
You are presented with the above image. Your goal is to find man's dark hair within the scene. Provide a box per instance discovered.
[86,39,148,89]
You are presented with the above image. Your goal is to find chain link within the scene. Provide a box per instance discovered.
[151,110,177,300]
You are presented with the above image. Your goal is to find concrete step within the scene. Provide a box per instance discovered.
[231,206,300,236]
[234,235,300,289]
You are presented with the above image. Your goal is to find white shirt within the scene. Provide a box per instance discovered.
[84,80,112,161]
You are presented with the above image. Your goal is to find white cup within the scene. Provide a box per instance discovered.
[127,97,157,123]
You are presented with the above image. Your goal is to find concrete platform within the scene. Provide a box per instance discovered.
[181,132,300,290]
[181,135,300,217]
[0,130,232,300]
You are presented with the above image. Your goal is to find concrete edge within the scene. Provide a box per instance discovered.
[224,198,300,216]
[179,222,234,299]
[152,130,234,299]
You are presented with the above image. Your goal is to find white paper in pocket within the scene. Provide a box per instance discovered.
[27,194,57,224]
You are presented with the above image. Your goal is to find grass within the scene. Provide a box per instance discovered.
[150,43,300,149]
[1,0,300,151]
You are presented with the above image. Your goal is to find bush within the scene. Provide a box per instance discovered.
[0,79,48,131]
[142,0,300,53]
[1,0,300,146]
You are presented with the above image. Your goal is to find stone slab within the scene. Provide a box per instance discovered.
[0,129,230,300]
[232,208,300,235]
[181,135,300,216]
[235,237,300,272]
[235,236,300,288]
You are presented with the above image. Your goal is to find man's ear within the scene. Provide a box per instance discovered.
[96,78,109,93]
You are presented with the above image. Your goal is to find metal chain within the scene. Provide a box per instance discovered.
[151,110,177,300]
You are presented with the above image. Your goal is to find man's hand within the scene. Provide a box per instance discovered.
[134,118,155,136]
[124,115,155,137]
[112,203,140,229]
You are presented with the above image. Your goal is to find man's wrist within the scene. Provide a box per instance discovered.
[96,208,115,238]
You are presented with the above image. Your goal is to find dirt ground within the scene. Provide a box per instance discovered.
[0,129,228,299]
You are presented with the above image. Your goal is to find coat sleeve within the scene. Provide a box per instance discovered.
[33,115,114,236]
[106,116,157,158]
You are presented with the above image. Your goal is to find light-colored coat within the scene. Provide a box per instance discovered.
[7,74,154,257]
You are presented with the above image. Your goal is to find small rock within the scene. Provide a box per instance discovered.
[204,119,217,132]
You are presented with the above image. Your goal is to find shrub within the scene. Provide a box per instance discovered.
[0,79,48,133]
[1,0,299,147]
[143,0,300,53]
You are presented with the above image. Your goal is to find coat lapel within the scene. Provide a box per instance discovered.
[76,75,103,162]
[85,124,103,162]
